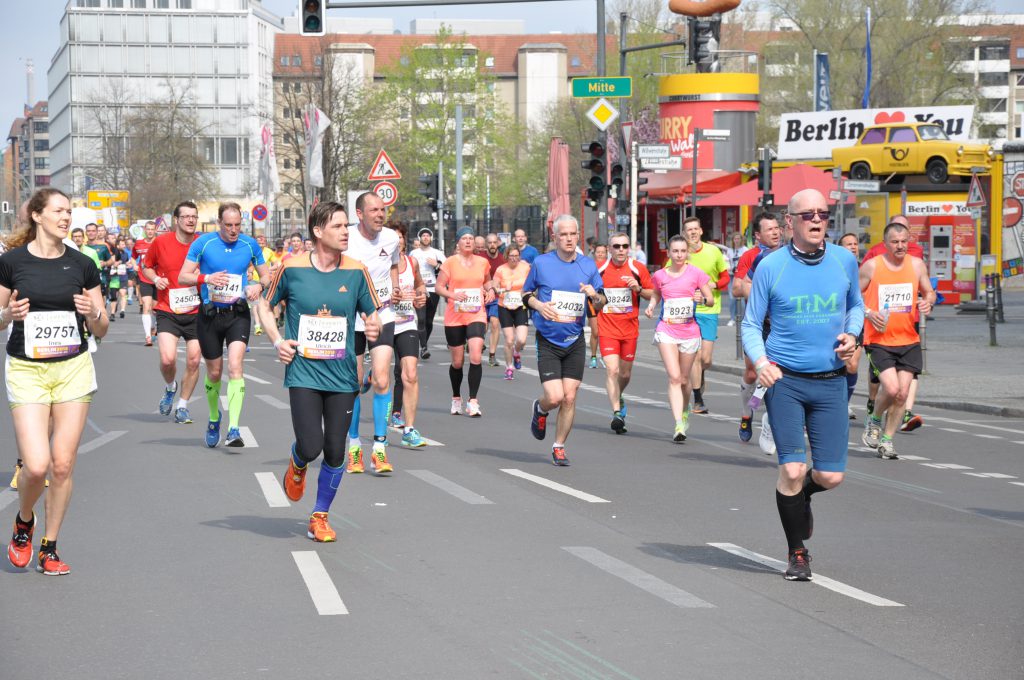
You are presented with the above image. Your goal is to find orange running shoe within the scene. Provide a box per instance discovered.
[347,445,364,474]
[307,512,337,542]
[8,512,35,569]
[283,450,307,502]
[36,540,70,575]
[370,442,393,474]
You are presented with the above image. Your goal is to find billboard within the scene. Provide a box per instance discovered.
[87,190,130,233]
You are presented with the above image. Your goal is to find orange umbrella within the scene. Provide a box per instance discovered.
[547,137,570,235]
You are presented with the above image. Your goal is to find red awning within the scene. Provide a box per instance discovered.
[696,164,854,207]
[643,169,742,204]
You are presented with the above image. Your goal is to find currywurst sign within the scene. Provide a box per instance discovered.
[777,106,975,160]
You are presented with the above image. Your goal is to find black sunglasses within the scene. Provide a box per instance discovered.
[791,210,830,222]
[609,244,630,249]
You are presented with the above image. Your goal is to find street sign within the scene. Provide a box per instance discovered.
[1003,197,1022,228]
[0,201,8,214]
[829,190,842,201]
[374,181,398,207]
[701,129,731,142]
[843,179,881,192]
[585,98,619,132]
[572,77,632,98]
[367,149,401,181]
[966,173,986,207]
[252,204,268,222]
[638,144,671,160]
[641,157,682,171]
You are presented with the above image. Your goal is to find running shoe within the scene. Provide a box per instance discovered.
[610,411,626,435]
[739,415,753,442]
[205,420,221,448]
[174,407,192,424]
[784,548,812,581]
[759,412,776,455]
[513,351,521,370]
[619,396,627,419]
[672,422,687,444]
[283,446,307,502]
[119,311,125,319]
[530,399,547,440]
[254,325,263,336]
[347,445,364,474]
[900,411,923,432]
[225,427,244,448]
[848,405,856,420]
[466,400,482,417]
[551,444,570,466]
[8,512,35,568]
[866,399,875,418]
[691,398,708,415]
[370,442,393,474]
[421,348,431,360]
[489,353,498,367]
[360,372,372,394]
[159,381,177,416]
[307,512,336,542]
[861,418,882,448]
[390,411,405,428]
[876,438,898,460]
[504,367,515,381]
[9,460,21,490]
[597,355,606,368]
[450,397,463,415]
[36,544,70,576]
[145,335,153,347]
[727,319,735,327]
[588,356,598,369]
[402,428,427,448]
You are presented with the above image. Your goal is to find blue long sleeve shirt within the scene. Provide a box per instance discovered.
[742,243,864,373]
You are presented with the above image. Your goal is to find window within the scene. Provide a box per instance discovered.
[35,176,51,187]
[283,209,291,219]
[485,56,494,67]
[283,133,292,144]
[34,140,49,151]
[282,107,290,119]
[570,56,581,68]
[888,127,917,143]
[980,45,1009,61]
[979,72,1006,87]
[109,0,124,6]
[1017,74,1024,86]
[177,0,191,7]
[982,98,1007,113]
[860,128,885,144]
[221,138,238,165]
[1017,47,1024,59]
[280,55,290,66]
[200,138,215,163]
[314,55,322,66]
[33,121,48,134]
[155,0,169,8]
[35,157,49,169]
[131,0,146,7]
[283,158,291,169]
[292,55,302,66]
[77,0,100,7]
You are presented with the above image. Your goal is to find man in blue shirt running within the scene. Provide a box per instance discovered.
[523,215,604,466]
[742,189,864,582]
[179,203,271,449]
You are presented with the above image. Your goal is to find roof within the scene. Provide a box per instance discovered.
[8,118,25,141]
[25,101,48,119]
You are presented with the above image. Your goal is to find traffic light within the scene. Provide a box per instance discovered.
[300,0,325,36]
[581,141,606,206]
[418,173,439,212]
[635,175,649,202]
[688,17,721,73]
[608,162,624,200]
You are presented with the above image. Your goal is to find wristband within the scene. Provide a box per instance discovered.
[273,338,285,349]
[197,273,206,285]
[94,308,103,321]
[754,359,771,373]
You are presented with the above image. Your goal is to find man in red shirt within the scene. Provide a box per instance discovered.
[132,221,158,346]
[141,201,202,424]
[482,233,507,367]
[597,232,653,434]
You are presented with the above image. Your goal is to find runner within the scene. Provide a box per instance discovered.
[493,244,531,380]
[125,237,137,305]
[132,221,158,346]
[587,243,608,370]
[256,200,382,542]
[645,235,713,442]
[597,232,653,434]
[481,233,506,367]
[514,228,540,264]
[2,187,109,575]
[435,227,496,417]
[86,223,113,301]
[681,216,730,414]
[741,188,864,581]
[386,223,429,448]
[344,192,399,475]
[724,232,748,326]
[837,232,863,418]
[410,227,444,360]
[859,221,935,459]
[141,201,202,425]
[178,202,270,448]
[523,215,605,466]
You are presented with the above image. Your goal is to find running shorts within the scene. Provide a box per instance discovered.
[139,282,156,298]
[156,310,199,342]
[536,334,586,383]
[198,307,251,360]
[866,343,922,377]
[393,328,420,360]
[652,333,701,354]
[598,336,638,361]
[498,306,528,329]
[6,352,97,407]
[486,301,500,320]
[444,321,486,347]
[354,321,396,356]
[694,313,719,342]
[765,372,848,472]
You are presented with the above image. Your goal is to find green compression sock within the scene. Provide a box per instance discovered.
[227,378,245,429]
[205,377,221,422]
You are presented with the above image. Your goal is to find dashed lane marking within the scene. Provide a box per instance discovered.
[256,394,289,410]
[920,463,972,470]
[974,434,1003,440]
[926,416,1024,436]
[0,488,16,512]
[78,430,128,454]
[938,428,966,433]
[292,551,349,615]
[563,547,714,609]
[708,542,904,607]
[500,468,610,503]
[963,472,1017,479]
[238,426,259,448]
[254,472,290,507]
[897,455,930,461]
[387,427,445,446]
[406,470,493,504]
[243,373,272,385]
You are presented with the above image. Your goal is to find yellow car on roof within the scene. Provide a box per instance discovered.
[831,122,992,184]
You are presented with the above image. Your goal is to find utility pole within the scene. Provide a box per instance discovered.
[455,104,463,230]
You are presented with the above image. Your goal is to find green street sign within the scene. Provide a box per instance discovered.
[572,77,632,98]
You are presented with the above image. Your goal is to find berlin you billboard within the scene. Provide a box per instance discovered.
[777,106,975,160]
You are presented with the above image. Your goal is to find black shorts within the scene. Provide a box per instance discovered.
[139,282,156,298]
[445,321,486,347]
[354,321,395,355]
[498,307,529,329]
[393,329,420,360]
[536,334,586,383]
[155,310,199,341]
[107,287,121,302]
[198,306,251,360]
[866,343,922,377]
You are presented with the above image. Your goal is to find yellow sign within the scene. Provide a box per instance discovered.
[586,98,620,132]
[86,190,131,232]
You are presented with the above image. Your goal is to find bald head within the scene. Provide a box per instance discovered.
[788,189,827,215]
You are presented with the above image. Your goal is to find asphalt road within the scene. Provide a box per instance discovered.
[2,311,1022,680]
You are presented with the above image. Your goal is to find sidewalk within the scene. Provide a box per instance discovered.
[631,289,1024,418]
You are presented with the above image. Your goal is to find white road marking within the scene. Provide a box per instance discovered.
[219,395,228,411]
[500,468,610,503]
[926,416,1024,436]
[974,434,1003,440]
[238,426,259,448]
[708,543,904,607]
[387,427,445,446]
[254,472,290,507]
[243,373,272,385]
[291,551,349,615]
[1015,441,1024,446]
[0,488,16,511]
[563,546,714,609]
[78,430,128,454]
[963,472,1017,479]
[938,428,965,433]
[898,455,931,461]
[921,463,973,470]
[1011,482,1024,487]
[256,394,289,410]
[406,470,493,504]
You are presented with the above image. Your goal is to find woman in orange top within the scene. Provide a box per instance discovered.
[435,227,496,417]
[493,245,531,380]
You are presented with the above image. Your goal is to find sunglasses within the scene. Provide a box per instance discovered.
[791,210,830,222]
[609,244,630,249]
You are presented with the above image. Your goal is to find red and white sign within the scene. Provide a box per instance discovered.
[1004,197,1022,228]
[1011,172,1024,198]
[252,204,268,222]
[374,181,398,207]
[966,174,986,208]
[367,149,401,181]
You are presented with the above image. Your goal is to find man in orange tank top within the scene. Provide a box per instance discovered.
[858,221,935,460]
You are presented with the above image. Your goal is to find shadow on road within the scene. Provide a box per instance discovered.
[464,447,545,464]
[200,514,307,539]
[639,542,776,574]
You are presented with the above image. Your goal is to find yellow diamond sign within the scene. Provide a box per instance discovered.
[586,97,619,132]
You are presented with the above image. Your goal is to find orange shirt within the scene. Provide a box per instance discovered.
[596,258,653,339]
[494,262,530,309]
[440,254,489,326]
[863,255,920,346]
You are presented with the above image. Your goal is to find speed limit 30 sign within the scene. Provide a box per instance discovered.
[374,181,398,207]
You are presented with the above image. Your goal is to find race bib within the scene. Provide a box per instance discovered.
[393,289,415,323]
[297,314,348,360]
[664,297,694,324]
[116,264,127,276]
[878,283,913,314]
[454,288,482,313]
[374,278,393,307]
[550,290,585,323]
[603,287,633,314]
[503,290,523,309]
[169,286,200,314]
[209,273,244,304]
[24,311,81,359]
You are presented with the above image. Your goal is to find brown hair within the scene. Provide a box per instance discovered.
[218,202,242,221]
[306,201,346,243]
[6,187,69,249]
[388,221,408,239]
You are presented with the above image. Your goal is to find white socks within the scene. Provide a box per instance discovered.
[740,380,756,417]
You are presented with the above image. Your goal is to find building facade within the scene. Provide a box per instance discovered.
[3,101,51,211]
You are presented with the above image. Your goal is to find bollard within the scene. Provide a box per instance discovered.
[994,273,1005,323]
[735,298,745,361]
[985,274,997,346]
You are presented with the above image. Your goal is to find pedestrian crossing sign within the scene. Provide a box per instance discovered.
[368,149,401,181]
[966,173,986,208]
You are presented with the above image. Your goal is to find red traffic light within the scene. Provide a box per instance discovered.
[581,141,605,157]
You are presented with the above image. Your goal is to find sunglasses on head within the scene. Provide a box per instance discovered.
[791,210,830,222]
